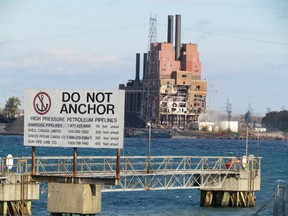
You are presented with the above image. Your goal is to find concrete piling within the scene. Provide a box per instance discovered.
[199,167,260,208]
[47,183,102,215]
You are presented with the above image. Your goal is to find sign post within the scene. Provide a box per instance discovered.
[73,148,77,177]
[116,148,121,183]
[31,146,35,175]
[24,89,125,215]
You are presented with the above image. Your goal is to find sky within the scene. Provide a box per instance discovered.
[0,0,287,116]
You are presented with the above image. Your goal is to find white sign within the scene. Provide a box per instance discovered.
[24,89,125,149]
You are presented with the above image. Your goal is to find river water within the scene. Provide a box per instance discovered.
[0,135,287,215]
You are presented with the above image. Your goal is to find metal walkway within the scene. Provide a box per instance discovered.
[0,155,261,192]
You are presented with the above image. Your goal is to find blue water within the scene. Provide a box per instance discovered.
[0,135,287,215]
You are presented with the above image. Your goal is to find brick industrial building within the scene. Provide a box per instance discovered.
[120,15,207,128]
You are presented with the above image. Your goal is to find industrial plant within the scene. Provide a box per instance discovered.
[120,14,207,128]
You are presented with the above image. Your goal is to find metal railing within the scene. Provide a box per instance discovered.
[0,155,261,191]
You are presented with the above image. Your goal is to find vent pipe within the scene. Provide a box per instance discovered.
[143,53,147,79]
[135,53,140,81]
[175,14,181,60]
[167,15,174,43]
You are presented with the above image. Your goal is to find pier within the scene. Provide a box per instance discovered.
[0,154,261,215]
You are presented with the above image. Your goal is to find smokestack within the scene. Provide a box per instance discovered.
[143,53,147,79]
[135,53,140,81]
[167,15,174,43]
[175,14,181,60]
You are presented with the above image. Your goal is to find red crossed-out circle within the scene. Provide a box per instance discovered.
[33,92,51,115]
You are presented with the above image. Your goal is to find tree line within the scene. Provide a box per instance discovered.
[261,110,288,132]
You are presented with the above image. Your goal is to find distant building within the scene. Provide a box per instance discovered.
[119,53,146,128]
[141,15,207,128]
[120,15,207,128]
[218,121,239,133]
[119,53,143,116]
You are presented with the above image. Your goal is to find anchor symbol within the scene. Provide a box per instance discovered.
[36,94,49,113]
[33,91,51,115]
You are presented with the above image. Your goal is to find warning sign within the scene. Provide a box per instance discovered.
[24,89,125,149]
[33,92,51,115]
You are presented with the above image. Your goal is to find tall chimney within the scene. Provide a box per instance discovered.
[143,53,147,79]
[167,15,174,43]
[175,14,181,60]
[135,53,140,81]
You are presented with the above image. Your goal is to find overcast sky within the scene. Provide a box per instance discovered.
[0,0,287,116]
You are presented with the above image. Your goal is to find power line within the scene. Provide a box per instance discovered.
[158,23,288,46]
[2,22,287,46]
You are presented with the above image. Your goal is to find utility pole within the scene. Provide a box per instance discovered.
[226,98,232,133]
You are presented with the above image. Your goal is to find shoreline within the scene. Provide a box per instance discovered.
[1,123,287,140]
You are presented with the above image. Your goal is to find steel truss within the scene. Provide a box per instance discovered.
[0,156,261,192]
